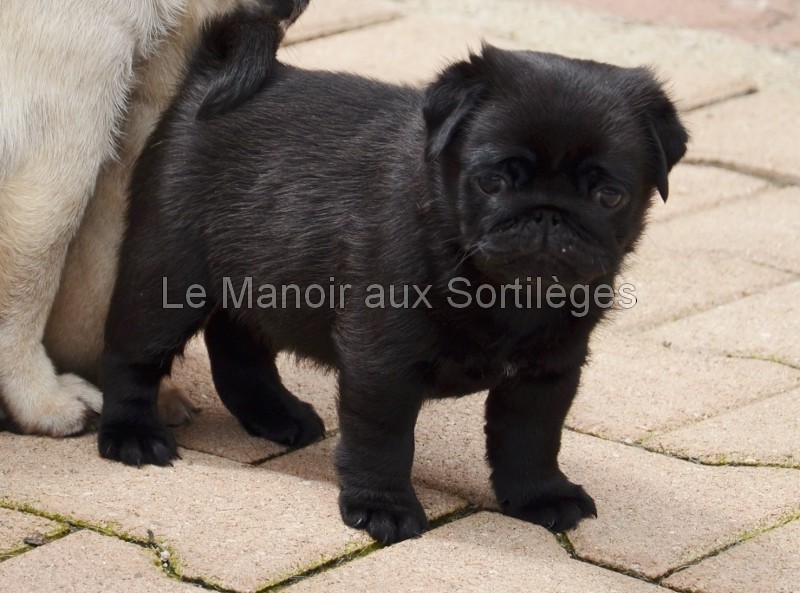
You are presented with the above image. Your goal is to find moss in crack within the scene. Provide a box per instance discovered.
[553,530,665,585]
[553,510,800,588]
[0,500,136,541]
[258,542,382,593]
[0,500,228,591]
[659,512,800,584]
[566,426,800,470]
[638,445,800,470]
[682,157,799,187]
[744,353,800,372]
[257,505,480,592]
[428,504,480,529]
[0,502,76,563]
[554,531,576,556]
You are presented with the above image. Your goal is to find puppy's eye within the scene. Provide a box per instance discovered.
[592,187,627,210]
[477,173,507,196]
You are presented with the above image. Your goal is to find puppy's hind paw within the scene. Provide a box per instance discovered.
[158,383,199,427]
[98,419,178,467]
[502,475,597,533]
[240,400,324,448]
[339,487,428,545]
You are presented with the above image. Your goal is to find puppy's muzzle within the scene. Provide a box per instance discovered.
[488,207,562,252]
[478,207,613,283]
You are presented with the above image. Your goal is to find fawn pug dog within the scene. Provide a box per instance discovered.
[0,0,308,435]
[98,14,688,543]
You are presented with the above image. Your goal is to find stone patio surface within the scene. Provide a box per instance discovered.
[1,1,798,592]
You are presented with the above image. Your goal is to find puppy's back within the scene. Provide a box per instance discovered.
[142,36,425,220]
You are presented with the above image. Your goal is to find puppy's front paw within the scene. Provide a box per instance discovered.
[501,475,597,532]
[98,418,178,467]
[339,487,428,544]
[241,400,324,448]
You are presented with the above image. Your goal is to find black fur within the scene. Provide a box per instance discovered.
[99,14,687,544]
[196,0,309,117]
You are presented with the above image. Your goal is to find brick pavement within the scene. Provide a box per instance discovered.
[1,1,798,592]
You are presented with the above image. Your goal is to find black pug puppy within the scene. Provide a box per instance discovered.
[99,11,688,544]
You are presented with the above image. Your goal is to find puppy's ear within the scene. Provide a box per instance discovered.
[629,71,689,202]
[423,52,487,160]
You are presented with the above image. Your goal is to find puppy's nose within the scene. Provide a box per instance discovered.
[531,209,561,228]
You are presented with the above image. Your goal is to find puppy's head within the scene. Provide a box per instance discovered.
[423,46,688,286]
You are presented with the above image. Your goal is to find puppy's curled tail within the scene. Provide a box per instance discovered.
[194,6,286,118]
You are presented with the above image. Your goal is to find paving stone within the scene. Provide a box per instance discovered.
[0,435,464,592]
[610,242,792,332]
[686,92,800,183]
[0,508,65,557]
[664,519,800,593]
[645,281,800,367]
[645,388,800,467]
[282,12,753,111]
[614,188,800,332]
[648,164,770,223]
[329,388,800,578]
[542,0,800,49]
[278,392,800,578]
[644,187,800,275]
[569,335,800,442]
[563,434,800,579]
[170,338,338,464]
[285,0,400,45]
[265,405,497,509]
[666,67,755,112]
[0,530,200,593]
[260,436,472,521]
[394,0,800,93]
[285,512,664,593]
[279,16,518,85]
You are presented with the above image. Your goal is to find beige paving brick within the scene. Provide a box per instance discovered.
[645,281,800,367]
[564,434,800,579]
[395,0,800,93]
[665,519,800,593]
[645,388,800,467]
[0,530,199,593]
[170,338,338,464]
[332,386,800,578]
[686,92,800,183]
[285,512,664,593]
[260,436,337,481]
[285,0,400,46]
[668,68,755,113]
[0,435,463,592]
[279,16,518,85]
[611,186,800,331]
[643,187,800,274]
[0,508,65,556]
[261,436,476,518]
[281,12,754,111]
[648,164,770,223]
[610,244,792,332]
[569,335,800,442]
[261,436,467,517]
[541,0,800,50]
[277,394,800,579]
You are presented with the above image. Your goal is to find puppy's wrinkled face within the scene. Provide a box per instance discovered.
[424,47,688,286]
